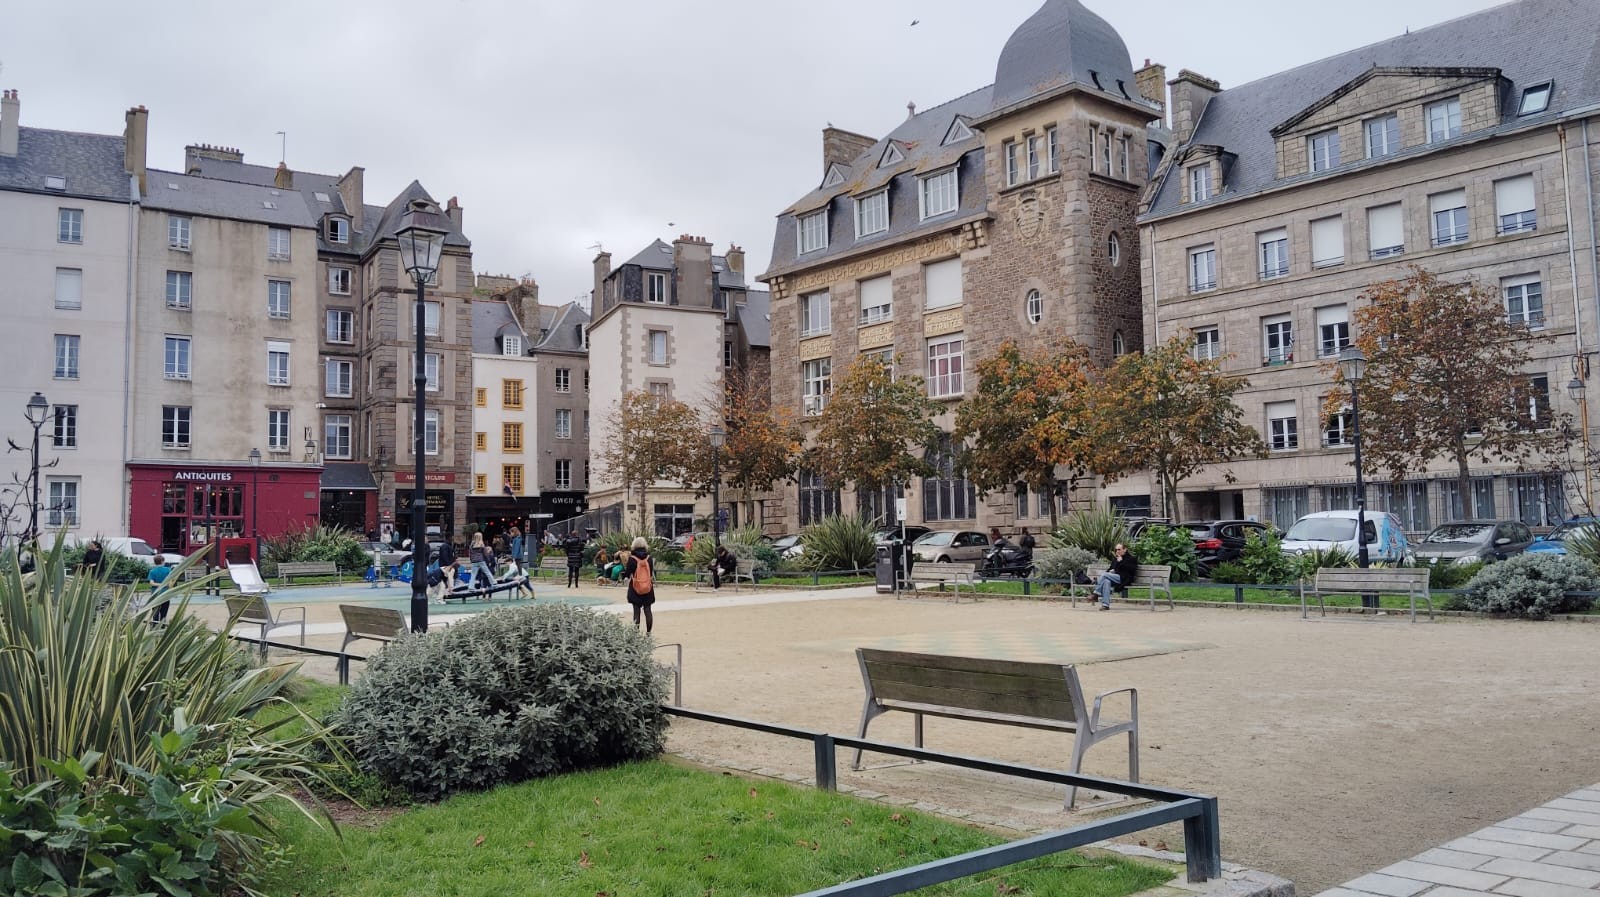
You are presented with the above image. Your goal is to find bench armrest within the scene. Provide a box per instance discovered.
[280,606,306,625]
[1091,686,1138,729]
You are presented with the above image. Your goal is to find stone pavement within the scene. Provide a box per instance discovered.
[1316,787,1600,897]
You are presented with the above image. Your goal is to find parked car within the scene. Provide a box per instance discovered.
[873,525,931,545]
[1524,516,1600,558]
[1280,509,1411,564]
[769,534,803,559]
[669,531,709,551]
[1413,520,1534,565]
[911,530,991,563]
[1182,520,1276,575]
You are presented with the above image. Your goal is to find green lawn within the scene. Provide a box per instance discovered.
[968,578,1442,610]
[270,760,1173,897]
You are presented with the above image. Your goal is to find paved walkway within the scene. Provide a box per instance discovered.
[1316,786,1600,897]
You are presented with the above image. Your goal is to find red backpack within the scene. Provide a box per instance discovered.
[631,555,654,592]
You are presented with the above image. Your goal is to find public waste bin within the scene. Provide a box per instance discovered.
[875,541,911,593]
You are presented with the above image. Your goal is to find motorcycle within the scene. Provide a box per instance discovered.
[981,539,1035,578]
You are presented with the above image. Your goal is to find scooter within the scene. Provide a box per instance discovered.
[982,539,1035,578]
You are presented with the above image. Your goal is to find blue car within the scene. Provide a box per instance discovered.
[1523,516,1600,557]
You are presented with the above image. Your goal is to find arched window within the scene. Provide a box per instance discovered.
[1107,231,1122,266]
[1025,289,1042,324]
[1112,330,1126,356]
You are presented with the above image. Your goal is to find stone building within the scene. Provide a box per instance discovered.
[1135,0,1600,531]
[760,0,1160,532]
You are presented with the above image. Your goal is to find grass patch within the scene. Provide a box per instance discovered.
[255,678,347,740]
[969,579,1437,609]
[271,760,1172,896]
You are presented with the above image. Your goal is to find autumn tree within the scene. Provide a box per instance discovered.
[687,363,801,508]
[1092,334,1266,517]
[1326,266,1566,516]
[598,390,707,532]
[953,340,1096,529]
[809,356,941,506]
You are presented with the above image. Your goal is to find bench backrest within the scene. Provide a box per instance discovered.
[910,562,976,581]
[1086,563,1173,585]
[339,604,406,640]
[735,557,756,575]
[281,561,337,573]
[540,556,567,568]
[1312,567,1429,593]
[858,648,1082,723]
[225,594,270,624]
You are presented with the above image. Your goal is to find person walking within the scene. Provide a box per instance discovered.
[1094,543,1138,611]
[624,536,656,633]
[508,525,524,564]
[147,555,173,624]
[1019,528,1037,552]
[80,539,107,577]
[468,532,496,596]
[562,532,585,587]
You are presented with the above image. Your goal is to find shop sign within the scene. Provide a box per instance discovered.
[173,471,235,482]
[395,472,457,484]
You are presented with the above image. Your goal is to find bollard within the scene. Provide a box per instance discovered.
[813,733,837,791]
[1234,584,1244,605]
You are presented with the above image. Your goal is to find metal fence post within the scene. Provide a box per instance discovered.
[1182,795,1222,882]
[1234,585,1244,605]
[1023,578,1031,596]
[813,733,837,792]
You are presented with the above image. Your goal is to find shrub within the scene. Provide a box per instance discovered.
[684,526,772,576]
[1291,545,1359,580]
[1454,553,1599,619]
[797,514,878,571]
[1050,507,1129,560]
[1238,529,1297,585]
[1427,558,1486,591]
[1207,561,1250,584]
[1131,525,1200,581]
[60,544,151,583]
[336,604,669,800]
[1033,546,1097,583]
[1560,525,1600,567]
[260,523,369,576]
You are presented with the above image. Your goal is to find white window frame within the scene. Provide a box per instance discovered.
[555,368,571,392]
[424,352,440,392]
[858,276,892,325]
[1503,275,1545,329]
[424,409,441,456]
[802,358,831,415]
[1430,189,1469,246]
[168,215,191,251]
[267,226,291,260]
[923,258,962,310]
[54,334,80,380]
[1193,327,1221,361]
[55,268,83,310]
[927,334,965,399]
[164,270,190,310]
[1308,129,1340,172]
[1519,83,1552,116]
[1426,97,1462,143]
[555,459,572,491]
[328,217,350,244]
[1025,289,1043,324]
[854,190,888,238]
[1107,232,1121,266]
[1004,140,1021,186]
[1119,134,1131,179]
[162,405,192,449]
[267,341,291,386]
[327,266,352,295]
[58,208,82,244]
[1258,229,1289,280]
[163,335,190,380]
[52,404,77,449]
[1367,203,1405,258]
[648,330,668,365]
[555,408,572,440]
[1046,126,1059,173]
[1365,115,1399,158]
[502,334,522,357]
[414,300,442,337]
[797,211,828,253]
[267,279,291,319]
[1495,175,1537,235]
[647,271,668,303]
[1188,165,1212,202]
[1324,407,1355,447]
[1188,244,1217,293]
[1263,314,1294,364]
[325,414,353,459]
[46,477,79,527]
[268,408,290,451]
[1026,133,1041,180]
[1266,401,1299,451]
[918,168,958,220]
[325,358,353,397]
[326,309,353,344]
[1316,305,1350,358]
[800,291,831,337]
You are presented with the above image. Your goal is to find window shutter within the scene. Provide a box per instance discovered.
[1428,189,1467,213]
[1368,203,1403,251]
[1315,305,1347,328]
[1495,175,1535,215]
[1311,216,1343,266]
[859,276,892,314]
[924,258,962,309]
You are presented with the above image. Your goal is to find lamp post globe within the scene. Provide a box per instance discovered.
[396,200,450,634]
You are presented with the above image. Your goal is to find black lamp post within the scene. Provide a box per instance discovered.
[1338,348,1373,599]
[249,447,261,554]
[1569,368,1592,512]
[396,201,449,634]
[24,392,49,543]
[709,425,725,551]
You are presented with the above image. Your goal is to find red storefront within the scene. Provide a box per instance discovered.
[128,462,323,556]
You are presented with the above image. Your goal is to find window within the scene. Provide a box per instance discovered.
[923,257,962,310]
[164,336,190,380]
[502,334,522,356]
[1367,203,1404,258]
[1263,313,1294,364]
[267,280,291,319]
[1316,305,1350,357]
[168,215,191,250]
[326,309,353,343]
[325,359,353,397]
[1311,215,1345,268]
[1323,406,1354,447]
[58,208,82,243]
[1308,129,1340,172]
[1188,244,1217,292]
[267,226,291,260]
[1509,473,1564,527]
[1266,401,1299,451]
[325,414,352,459]
[474,474,488,493]
[1258,228,1289,279]
[46,479,78,527]
[54,334,80,379]
[1004,140,1021,186]
[502,379,524,409]
[800,291,831,336]
[1426,97,1462,143]
[51,404,77,448]
[1025,289,1043,324]
[1188,165,1212,202]
[798,211,828,253]
[1112,331,1127,356]
[414,300,441,336]
[1371,481,1430,532]
[1100,131,1112,174]
[503,422,524,452]
[1430,189,1469,246]
[424,353,440,392]
[923,436,976,521]
[1503,275,1544,328]
[855,190,888,237]
[1263,487,1310,526]
[1365,115,1399,158]
[267,341,290,386]
[647,329,668,364]
[1119,134,1130,179]
[1193,327,1221,361]
[583,369,589,390]
[1025,133,1041,180]
[503,464,524,495]
[796,470,840,526]
[927,335,964,398]
[555,409,572,439]
[647,271,668,303]
[1047,126,1059,172]
[856,276,892,325]
[919,168,958,219]
[584,409,590,437]
[44,175,65,191]
[55,268,82,310]
[1519,82,1552,116]
[555,368,571,392]
[555,459,572,491]
[647,381,669,400]
[861,347,895,379]
[423,410,440,455]
[328,217,349,244]
[474,431,487,451]
[162,406,192,448]
[1495,174,1537,234]
[1107,232,1121,266]
[164,270,190,310]
[802,358,831,415]
[268,409,289,451]
[328,267,352,295]
[1443,479,1496,519]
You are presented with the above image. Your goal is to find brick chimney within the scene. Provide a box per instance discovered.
[672,235,714,308]
[337,166,365,231]
[0,90,19,158]
[724,244,745,275]
[1169,70,1221,145]
[593,250,612,309]
[122,105,148,193]
[1135,60,1167,123]
[822,126,876,174]
[273,161,293,189]
[184,143,243,174]
[515,280,541,341]
[446,196,462,232]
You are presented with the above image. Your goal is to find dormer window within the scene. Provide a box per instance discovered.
[798,210,828,253]
[327,217,350,244]
[1426,97,1462,143]
[879,143,905,168]
[1308,129,1340,173]
[1188,165,1212,202]
[854,190,888,238]
[502,334,522,357]
[918,168,958,220]
[942,118,973,145]
[822,164,847,188]
[1519,82,1552,116]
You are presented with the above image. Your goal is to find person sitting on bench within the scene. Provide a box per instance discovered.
[1094,543,1138,611]
[708,544,737,590]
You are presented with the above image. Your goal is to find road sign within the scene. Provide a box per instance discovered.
[529,513,555,519]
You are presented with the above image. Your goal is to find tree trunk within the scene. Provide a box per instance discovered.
[1046,470,1060,532]
[1455,443,1474,519]
[637,480,650,534]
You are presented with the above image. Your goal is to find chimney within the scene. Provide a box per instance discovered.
[822,126,876,175]
[184,143,244,175]
[1135,60,1167,123]
[122,105,148,192]
[593,250,612,309]
[0,90,19,158]
[446,195,462,231]
[672,235,714,308]
[273,161,293,189]
[1169,70,1221,144]
[724,244,745,275]
[515,280,541,342]
[337,166,365,231]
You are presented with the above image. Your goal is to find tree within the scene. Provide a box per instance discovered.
[718,363,802,500]
[598,390,706,532]
[953,340,1096,529]
[1092,334,1266,517]
[1327,266,1566,515]
[809,356,941,501]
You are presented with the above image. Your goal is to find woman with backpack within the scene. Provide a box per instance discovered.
[624,536,656,633]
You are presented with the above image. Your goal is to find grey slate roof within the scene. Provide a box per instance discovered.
[990,0,1138,115]
[739,290,771,348]
[471,299,521,355]
[143,168,319,227]
[534,302,590,354]
[366,180,471,248]
[0,128,131,202]
[1145,0,1600,218]
[619,238,749,289]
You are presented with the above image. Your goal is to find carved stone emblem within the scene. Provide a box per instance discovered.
[1014,191,1043,239]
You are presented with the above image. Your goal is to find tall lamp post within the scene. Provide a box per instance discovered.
[1338,349,1373,607]
[396,201,449,634]
[1569,364,1592,512]
[249,447,262,558]
[23,392,50,543]
[709,425,725,551]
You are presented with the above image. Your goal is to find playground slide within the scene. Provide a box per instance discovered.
[227,561,269,595]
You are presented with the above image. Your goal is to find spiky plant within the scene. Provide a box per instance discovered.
[1050,507,1131,561]
[797,514,879,571]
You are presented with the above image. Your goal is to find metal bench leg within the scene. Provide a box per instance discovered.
[851,700,884,770]
[1065,728,1091,810]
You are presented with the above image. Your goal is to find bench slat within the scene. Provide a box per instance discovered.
[861,650,1077,722]
[225,595,270,625]
[340,604,405,639]
[875,699,1078,731]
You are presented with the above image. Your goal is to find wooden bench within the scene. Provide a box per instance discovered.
[901,561,978,602]
[277,560,340,584]
[224,594,306,658]
[694,556,758,591]
[851,648,1139,809]
[538,556,570,577]
[337,604,407,683]
[1300,567,1433,622]
[1072,564,1174,610]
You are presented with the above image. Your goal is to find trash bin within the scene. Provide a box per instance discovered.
[875,543,899,593]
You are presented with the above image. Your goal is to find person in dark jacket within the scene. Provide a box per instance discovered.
[562,533,585,587]
[1094,543,1138,610]
[80,540,107,577]
[624,537,656,632]
[1018,528,1037,551]
[709,544,737,590]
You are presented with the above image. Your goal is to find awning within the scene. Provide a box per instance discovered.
[320,462,378,491]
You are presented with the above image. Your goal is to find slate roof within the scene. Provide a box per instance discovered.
[533,302,590,354]
[143,168,319,227]
[365,180,471,248]
[471,299,520,355]
[1144,0,1600,218]
[0,127,131,202]
[990,0,1138,115]
[618,238,750,290]
[739,289,771,348]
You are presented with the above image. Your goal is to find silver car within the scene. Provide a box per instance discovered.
[912,530,991,563]
[1413,520,1534,564]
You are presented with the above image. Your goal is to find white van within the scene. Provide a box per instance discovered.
[99,537,160,566]
[1280,509,1411,564]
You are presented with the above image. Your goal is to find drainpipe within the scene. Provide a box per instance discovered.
[1584,119,1599,351]
[122,174,140,533]
[1560,124,1584,361]
[1148,223,1160,344]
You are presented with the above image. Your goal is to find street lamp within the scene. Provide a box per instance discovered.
[1338,349,1373,597]
[708,425,726,551]
[249,447,261,545]
[23,392,49,543]
[1569,362,1592,512]
[396,200,449,634]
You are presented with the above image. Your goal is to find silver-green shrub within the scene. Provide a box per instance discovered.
[1456,552,1599,619]
[1033,547,1097,582]
[336,604,669,800]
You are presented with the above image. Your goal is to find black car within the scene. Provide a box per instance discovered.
[1183,520,1275,575]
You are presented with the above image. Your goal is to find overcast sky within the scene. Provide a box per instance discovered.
[4,0,1505,307]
